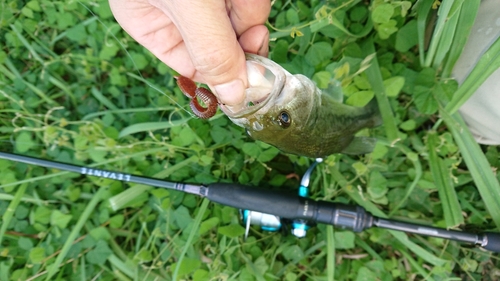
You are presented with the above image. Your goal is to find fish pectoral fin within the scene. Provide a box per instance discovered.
[341,137,378,155]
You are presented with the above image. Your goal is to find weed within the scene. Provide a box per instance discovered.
[0,0,499,280]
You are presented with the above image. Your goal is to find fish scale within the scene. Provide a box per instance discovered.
[223,54,382,158]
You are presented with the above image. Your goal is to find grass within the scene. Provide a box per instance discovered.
[1,0,499,280]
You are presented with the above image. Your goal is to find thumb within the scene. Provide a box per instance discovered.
[159,0,248,106]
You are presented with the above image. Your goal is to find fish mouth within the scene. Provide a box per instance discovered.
[220,54,286,125]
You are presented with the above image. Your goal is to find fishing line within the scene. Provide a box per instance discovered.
[77,1,196,119]
[4,1,499,261]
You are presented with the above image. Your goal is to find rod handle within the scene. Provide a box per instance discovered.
[205,183,373,232]
[206,183,306,218]
[483,232,500,253]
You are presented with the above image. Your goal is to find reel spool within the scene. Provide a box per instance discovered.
[241,159,323,239]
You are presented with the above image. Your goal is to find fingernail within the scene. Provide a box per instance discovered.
[213,79,246,106]
[258,33,269,57]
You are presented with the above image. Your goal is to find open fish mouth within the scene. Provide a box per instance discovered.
[220,54,287,125]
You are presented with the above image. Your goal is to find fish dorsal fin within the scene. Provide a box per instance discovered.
[323,79,344,103]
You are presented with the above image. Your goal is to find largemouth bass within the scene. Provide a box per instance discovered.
[220,54,382,158]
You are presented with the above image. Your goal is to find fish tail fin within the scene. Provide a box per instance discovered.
[365,97,383,128]
[341,98,382,155]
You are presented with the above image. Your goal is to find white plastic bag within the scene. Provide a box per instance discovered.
[454,0,500,145]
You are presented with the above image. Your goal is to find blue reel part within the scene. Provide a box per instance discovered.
[241,210,282,231]
[291,158,322,237]
[241,158,323,239]
[241,210,282,239]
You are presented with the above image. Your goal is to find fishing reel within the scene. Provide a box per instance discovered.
[241,158,323,239]
[2,151,499,252]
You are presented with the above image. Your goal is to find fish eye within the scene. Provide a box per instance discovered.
[278,111,291,128]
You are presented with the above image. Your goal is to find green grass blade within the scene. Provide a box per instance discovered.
[108,185,152,211]
[10,24,44,64]
[396,245,438,281]
[275,241,327,277]
[376,139,423,217]
[355,236,383,260]
[416,0,434,66]
[361,38,399,142]
[0,63,16,80]
[0,171,30,244]
[118,119,191,138]
[90,87,128,122]
[50,17,99,45]
[345,184,446,267]
[334,164,447,267]
[47,74,76,106]
[80,257,87,281]
[107,254,135,279]
[441,0,480,77]
[0,193,53,205]
[108,155,197,211]
[82,106,182,120]
[440,110,500,228]
[423,0,456,67]
[172,198,209,281]
[427,131,464,227]
[326,225,335,281]
[445,36,500,114]
[45,187,108,281]
[431,0,462,69]
[3,58,56,105]
[459,197,488,223]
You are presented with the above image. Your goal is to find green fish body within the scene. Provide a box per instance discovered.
[221,54,381,158]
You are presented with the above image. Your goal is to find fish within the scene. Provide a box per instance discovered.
[219,54,382,158]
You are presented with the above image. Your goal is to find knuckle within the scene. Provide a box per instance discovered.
[192,47,242,83]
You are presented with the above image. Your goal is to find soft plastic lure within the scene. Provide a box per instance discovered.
[175,76,218,119]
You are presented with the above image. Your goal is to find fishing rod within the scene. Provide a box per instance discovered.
[1,151,499,253]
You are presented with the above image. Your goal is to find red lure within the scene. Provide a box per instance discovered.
[175,76,218,119]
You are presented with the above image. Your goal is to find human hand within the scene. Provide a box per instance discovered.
[109,0,271,106]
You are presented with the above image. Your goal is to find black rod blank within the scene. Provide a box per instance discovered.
[1,151,499,253]
[0,152,202,195]
[374,218,481,245]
